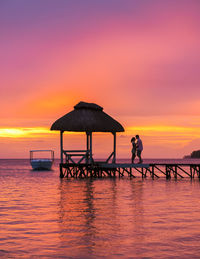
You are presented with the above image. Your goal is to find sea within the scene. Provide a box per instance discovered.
[1,158,200,258]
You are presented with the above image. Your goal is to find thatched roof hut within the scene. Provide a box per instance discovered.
[50,101,124,165]
[51,101,124,132]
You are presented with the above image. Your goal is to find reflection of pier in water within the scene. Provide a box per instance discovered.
[60,162,200,179]
[58,179,144,258]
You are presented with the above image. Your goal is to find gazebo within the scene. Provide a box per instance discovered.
[51,101,124,169]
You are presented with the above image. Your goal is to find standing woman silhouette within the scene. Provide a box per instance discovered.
[131,137,136,164]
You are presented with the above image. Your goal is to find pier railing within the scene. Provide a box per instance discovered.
[63,150,116,164]
[105,151,115,163]
[63,150,90,164]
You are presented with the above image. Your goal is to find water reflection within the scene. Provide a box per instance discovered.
[2,160,200,258]
[58,178,144,258]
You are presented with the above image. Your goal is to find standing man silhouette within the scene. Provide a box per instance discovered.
[135,135,143,163]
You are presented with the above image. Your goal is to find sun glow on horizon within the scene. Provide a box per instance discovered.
[1,125,200,141]
[0,123,199,158]
[0,127,93,138]
[0,127,54,138]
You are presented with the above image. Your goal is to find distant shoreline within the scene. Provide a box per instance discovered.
[184,150,200,159]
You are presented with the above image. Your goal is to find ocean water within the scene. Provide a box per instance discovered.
[1,159,200,258]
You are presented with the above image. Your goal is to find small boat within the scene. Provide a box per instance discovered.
[30,150,54,170]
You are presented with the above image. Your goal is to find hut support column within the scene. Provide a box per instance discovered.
[90,132,93,164]
[86,132,90,163]
[60,130,64,178]
[60,130,64,164]
[112,132,116,163]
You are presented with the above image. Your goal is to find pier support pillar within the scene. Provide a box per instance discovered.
[60,164,64,178]
[166,166,171,179]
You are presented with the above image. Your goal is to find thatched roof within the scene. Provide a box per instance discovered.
[50,101,124,132]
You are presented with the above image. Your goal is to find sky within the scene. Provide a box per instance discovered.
[1,0,200,159]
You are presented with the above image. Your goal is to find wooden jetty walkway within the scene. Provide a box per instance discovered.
[51,101,200,180]
[59,162,200,179]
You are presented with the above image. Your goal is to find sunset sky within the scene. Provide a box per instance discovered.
[1,0,200,159]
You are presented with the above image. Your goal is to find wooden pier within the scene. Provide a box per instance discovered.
[51,102,200,180]
[59,162,200,179]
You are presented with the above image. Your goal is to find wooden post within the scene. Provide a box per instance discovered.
[112,132,116,163]
[90,132,93,163]
[152,166,154,179]
[86,132,90,163]
[60,164,64,178]
[174,166,177,179]
[60,130,64,164]
[87,133,90,150]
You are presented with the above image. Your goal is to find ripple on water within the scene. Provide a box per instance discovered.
[1,160,200,258]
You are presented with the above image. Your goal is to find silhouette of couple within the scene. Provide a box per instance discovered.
[131,135,143,164]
